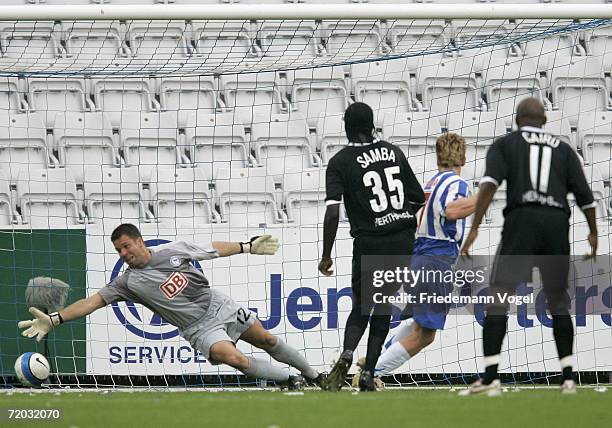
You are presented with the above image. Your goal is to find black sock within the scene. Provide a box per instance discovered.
[552,314,574,381]
[562,366,573,381]
[484,364,499,384]
[482,314,508,384]
[364,314,391,374]
[343,308,369,353]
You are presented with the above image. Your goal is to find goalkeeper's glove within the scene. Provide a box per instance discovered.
[18,307,63,342]
[240,235,279,255]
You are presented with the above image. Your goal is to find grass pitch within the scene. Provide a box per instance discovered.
[1,387,609,428]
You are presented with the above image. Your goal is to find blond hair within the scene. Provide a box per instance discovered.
[436,133,466,168]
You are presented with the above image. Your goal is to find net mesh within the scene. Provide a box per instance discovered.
[0,14,611,389]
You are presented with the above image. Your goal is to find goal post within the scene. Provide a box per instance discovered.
[0,3,611,389]
[0,3,611,20]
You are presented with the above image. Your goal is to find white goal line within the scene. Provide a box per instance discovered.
[0,4,610,21]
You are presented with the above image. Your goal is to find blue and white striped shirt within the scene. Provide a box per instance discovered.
[414,170,471,257]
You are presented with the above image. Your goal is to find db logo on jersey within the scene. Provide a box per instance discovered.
[160,272,189,299]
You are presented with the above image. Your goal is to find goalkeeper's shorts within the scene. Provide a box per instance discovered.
[181,289,256,363]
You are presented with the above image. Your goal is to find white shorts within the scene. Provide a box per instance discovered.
[181,289,256,363]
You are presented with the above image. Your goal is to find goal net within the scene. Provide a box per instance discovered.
[1,3,611,389]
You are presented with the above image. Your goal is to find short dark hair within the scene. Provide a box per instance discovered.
[515,97,546,128]
[344,102,375,143]
[111,223,142,242]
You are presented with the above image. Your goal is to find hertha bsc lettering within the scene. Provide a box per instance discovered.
[159,272,189,299]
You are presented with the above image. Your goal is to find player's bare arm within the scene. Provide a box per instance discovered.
[582,207,598,258]
[319,203,340,276]
[460,182,497,256]
[445,194,477,220]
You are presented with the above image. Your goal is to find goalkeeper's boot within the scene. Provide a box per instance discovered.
[305,373,327,389]
[458,379,502,397]
[560,379,577,394]
[286,375,305,391]
[358,369,377,392]
[321,350,352,391]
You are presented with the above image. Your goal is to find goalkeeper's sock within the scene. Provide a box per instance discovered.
[267,337,319,379]
[374,341,411,376]
[242,357,290,382]
[482,314,507,384]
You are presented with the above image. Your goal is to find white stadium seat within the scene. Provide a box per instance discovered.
[551,56,612,125]
[158,75,220,125]
[0,21,62,61]
[287,66,349,127]
[0,76,27,113]
[62,20,127,66]
[452,19,514,60]
[484,57,545,125]
[447,111,506,176]
[54,111,119,183]
[0,112,51,182]
[322,20,388,58]
[120,111,183,177]
[215,168,285,226]
[542,109,573,146]
[91,77,158,126]
[251,113,317,175]
[84,166,153,226]
[219,71,287,126]
[418,54,484,118]
[569,164,609,226]
[513,19,581,70]
[387,19,451,60]
[125,20,191,64]
[283,168,327,225]
[579,110,612,181]
[383,112,443,177]
[17,168,84,227]
[0,170,17,226]
[184,111,252,170]
[316,112,346,165]
[258,20,321,61]
[351,59,418,124]
[149,167,219,226]
[27,77,93,127]
[584,25,612,68]
[191,21,257,64]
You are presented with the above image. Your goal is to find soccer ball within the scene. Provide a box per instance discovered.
[14,352,50,387]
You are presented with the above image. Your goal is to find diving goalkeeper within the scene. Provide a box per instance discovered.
[18,223,322,389]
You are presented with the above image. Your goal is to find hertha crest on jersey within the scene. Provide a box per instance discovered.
[160,272,189,299]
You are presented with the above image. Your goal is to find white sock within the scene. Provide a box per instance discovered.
[267,337,319,379]
[384,319,416,350]
[241,357,290,382]
[374,341,411,376]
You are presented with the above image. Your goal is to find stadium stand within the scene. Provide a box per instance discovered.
[54,111,118,183]
[184,110,252,170]
[17,168,83,227]
[148,166,219,226]
[0,111,51,182]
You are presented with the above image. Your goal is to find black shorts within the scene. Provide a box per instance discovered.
[490,206,570,293]
[351,228,416,311]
